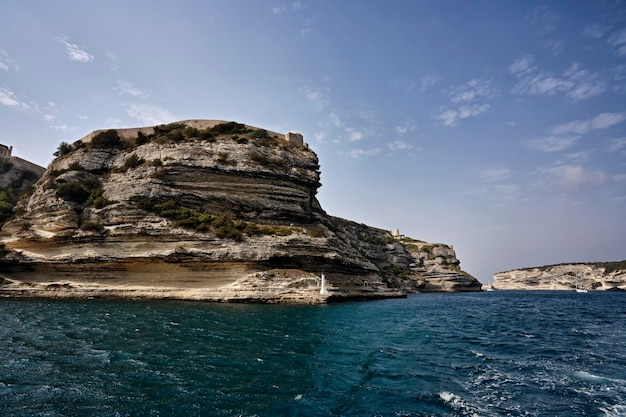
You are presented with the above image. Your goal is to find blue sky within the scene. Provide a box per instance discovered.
[1,1,625,281]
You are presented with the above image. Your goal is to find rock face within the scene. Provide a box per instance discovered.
[0,153,46,226]
[493,261,626,291]
[0,120,480,302]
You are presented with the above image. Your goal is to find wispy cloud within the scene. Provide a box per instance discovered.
[607,137,626,154]
[419,74,442,91]
[528,5,560,36]
[114,80,147,98]
[126,102,176,125]
[345,127,364,141]
[386,140,413,151]
[510,56,611,102]
[608,28,626,57]
[549,112,626,135]
[528,112,626,153]
[478,167,511,182]
[313,131,327,143]
[329,112,342,127]
[272,1,304,16]
[508,54,536,75]
[55,36,94,63]
[528,135,580,152]
[0,48,16,72]
[540,165,611,188]
[581,23,610,40]
[449,79,497,103]
[0,87,33,112]
[300,84,328,111]
[436,79,496,127]
[342,148,381,159]
[395,120,417,135]
[436,103,490,127]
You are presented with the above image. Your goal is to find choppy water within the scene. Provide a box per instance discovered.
[1,291,625,416]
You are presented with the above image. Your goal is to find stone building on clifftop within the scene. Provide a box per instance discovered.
[0,144,13,158]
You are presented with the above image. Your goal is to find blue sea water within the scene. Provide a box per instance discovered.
[1,291,625,417]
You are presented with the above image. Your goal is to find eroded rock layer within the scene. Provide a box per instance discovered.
[0,120,480,302]
[493,261,626,291]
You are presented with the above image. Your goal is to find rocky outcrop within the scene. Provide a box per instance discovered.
[493,261,626,291]
[0,153,46,226]
[0,120,480,302]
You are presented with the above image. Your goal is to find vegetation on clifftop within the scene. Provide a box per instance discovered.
[136,198,296,241]
[52,122,295,160]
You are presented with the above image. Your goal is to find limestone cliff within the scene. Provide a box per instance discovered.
[493,261,626,291]
[0,120,480,302]
[0,153,46,226]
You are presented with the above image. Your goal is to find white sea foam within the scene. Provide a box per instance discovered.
[600,404,626,417]
[439,391,480,417]
[573,370,610,383]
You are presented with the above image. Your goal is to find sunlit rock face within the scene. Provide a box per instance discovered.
[0,120,481,302]
[493,262,626,291]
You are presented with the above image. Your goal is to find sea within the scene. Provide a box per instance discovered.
[1,291,625,417]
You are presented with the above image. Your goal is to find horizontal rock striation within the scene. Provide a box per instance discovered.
[493,261,626,291]
[0,120,480,302]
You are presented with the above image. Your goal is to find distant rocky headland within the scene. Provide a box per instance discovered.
[493,260,626,291]
[0,120,480,303]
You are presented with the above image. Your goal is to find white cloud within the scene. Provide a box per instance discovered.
[543,39,564,55]
[115,80,147,98]
[510,59,612,102]
[345,127,364,141]
[314,131,327,143]
[436,79,496,127]
[329,112,342,127]
[272,6,287,16]
[608,29,626,57]
[508,54,535,75]
[512,72,573,96]
[607,137,626,153]
[300,85,328,111]
[449,79,497,103]
[419,74,441,91]
[478,167,511,182]
[273,2,304,16]
[528,135,580,152]
[563,151,591,164]
[436,109,460,127]
[545,165,610,187]
[56,37,94,63]
[528,5,560,36]
[436,104,490,127]
[549,112,626,135]
[126,102,176,125]
[0,87,33,112]
[582,23,609,39]
[387,140,413,151]
[343,148,381,159]
[0,48,13,71]
[395,120,416,134]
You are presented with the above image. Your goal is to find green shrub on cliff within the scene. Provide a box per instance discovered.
[0,159,13,174]
[121,154,145,171]
[56,181,93,204]
[53,142,73,157]
[136,198,296,241]
[90,130,125,150]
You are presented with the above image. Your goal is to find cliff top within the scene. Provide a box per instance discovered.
[78,120,293,145]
